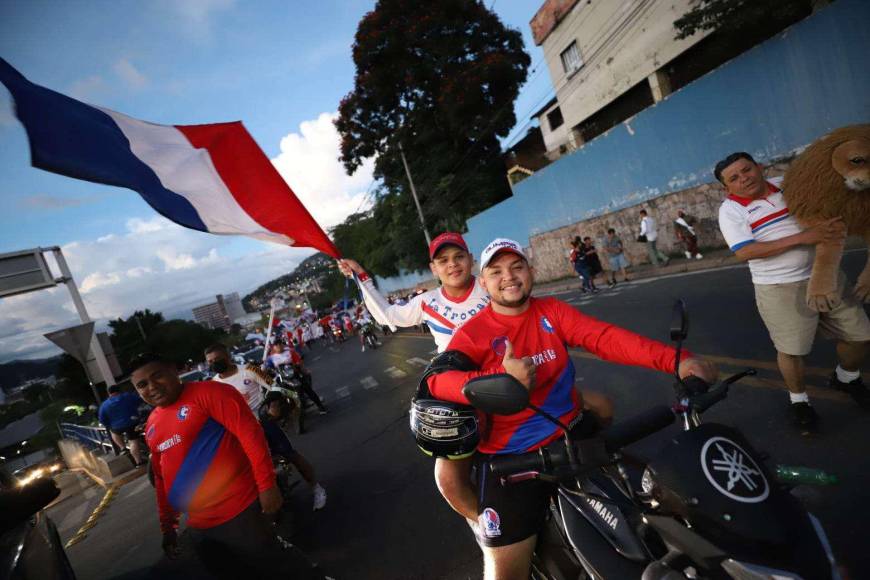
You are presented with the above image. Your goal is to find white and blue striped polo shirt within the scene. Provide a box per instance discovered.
[718,176,813,285]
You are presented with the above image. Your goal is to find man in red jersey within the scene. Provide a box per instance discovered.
[429,239,716,580]
[129,353,325,579]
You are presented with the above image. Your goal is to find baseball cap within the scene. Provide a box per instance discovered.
[429,232,469,260]
[479,238,528,270]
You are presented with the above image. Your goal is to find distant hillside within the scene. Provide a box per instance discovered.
[243,253,337,311]
[0,356,62,390]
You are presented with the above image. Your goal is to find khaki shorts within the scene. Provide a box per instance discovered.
[754,272,870,356]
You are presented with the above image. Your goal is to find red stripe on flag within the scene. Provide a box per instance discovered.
[421,303,456,329]
[176,122,340,258]
[750,208,788,230]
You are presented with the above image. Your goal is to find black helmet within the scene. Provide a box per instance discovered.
[410,350,480,460]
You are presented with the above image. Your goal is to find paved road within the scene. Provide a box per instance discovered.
[50,253,870,578]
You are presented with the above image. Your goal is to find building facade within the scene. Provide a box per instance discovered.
[531,0,712,157]
[192,293,248,331]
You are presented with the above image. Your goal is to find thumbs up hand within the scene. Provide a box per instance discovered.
[502,340,536,390]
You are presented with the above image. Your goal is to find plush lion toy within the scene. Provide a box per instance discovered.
[782,124,870,312]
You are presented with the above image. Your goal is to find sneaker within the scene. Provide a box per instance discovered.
[313,484,327,511]
[790,402,819,433]
[828,373,870,409]
[607,280,616,289]
[319,409,328,416]
[696,253,703,259]
[361,345,366,352]
[684,251,692,259]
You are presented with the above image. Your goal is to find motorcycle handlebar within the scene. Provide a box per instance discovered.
[488,405,674,479]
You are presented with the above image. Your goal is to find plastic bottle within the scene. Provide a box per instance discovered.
[775,465,839,486]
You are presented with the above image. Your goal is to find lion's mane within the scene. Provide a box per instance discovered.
[782,124,870,234]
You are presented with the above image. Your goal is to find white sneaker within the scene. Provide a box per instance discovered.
[696,253,703,259]
[361,345,365,352]
[684,251,692,259]
[313,484,327,511]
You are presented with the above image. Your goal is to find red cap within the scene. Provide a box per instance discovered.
[429,232,469,260]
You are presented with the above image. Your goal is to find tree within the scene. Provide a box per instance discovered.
[108,309,165,369]
[144,320,222,366]
[674,0,813,40]
[335,0,530,275]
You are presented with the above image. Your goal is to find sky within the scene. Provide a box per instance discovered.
[0,0,553,362]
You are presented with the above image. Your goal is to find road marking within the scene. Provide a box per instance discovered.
[64,485,119,548]
[361,376,379,390]
[385,367,408,379]
[335,386,351,399]
[406,357,430,367]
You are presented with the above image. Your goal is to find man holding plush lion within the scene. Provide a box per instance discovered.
[716,152,870,433]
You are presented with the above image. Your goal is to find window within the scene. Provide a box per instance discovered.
[560,41,583,75]
[546,107,564,131]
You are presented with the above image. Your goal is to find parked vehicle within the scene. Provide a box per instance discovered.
[464,301,841,580]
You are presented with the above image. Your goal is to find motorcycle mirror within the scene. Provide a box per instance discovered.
[462,374,529,415]
[669,299,689,342]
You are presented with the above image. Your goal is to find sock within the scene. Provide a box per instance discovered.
[789,392,809,404]
[835,365,860,383]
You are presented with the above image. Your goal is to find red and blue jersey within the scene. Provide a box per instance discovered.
[429,297,679,455]
[145,381,275,532]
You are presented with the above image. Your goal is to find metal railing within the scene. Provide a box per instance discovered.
[59,422,114,453]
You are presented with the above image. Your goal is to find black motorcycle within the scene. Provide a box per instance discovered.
[463,301,841,580]
[361,323,379,350]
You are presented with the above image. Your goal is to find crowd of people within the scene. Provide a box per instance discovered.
[95,151,868,580]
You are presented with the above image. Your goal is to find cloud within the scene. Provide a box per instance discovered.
[68,75,107,101]
[0,216,309,362]
[161,0,235,41]
[18,193,103,210]
[113,58,148,90]
[271,112,376,229]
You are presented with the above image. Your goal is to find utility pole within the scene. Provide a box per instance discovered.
[50,247,116,396]
[398,142,432,247]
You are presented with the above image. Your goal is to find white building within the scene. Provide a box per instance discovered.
[530,0,711,158]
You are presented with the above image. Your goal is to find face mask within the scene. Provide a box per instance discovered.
[210,359,229,374]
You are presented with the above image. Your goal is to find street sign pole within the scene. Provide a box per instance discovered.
[50,247,116,391]
[44,322,102,407]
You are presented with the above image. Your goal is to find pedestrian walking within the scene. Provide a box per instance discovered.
[98,385,146,467]
[130,353,327,579]
[639,209,670,266]
[582,236,605,290]
[603,228,630,286]
[716,151,870,433]
[569,237,596,293]
[675,210,703,259]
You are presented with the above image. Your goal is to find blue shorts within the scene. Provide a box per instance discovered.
[609,253,629,270]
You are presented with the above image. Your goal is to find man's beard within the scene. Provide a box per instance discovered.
[492,288,531,308]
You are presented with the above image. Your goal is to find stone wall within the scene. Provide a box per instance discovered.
[528,163,790,282]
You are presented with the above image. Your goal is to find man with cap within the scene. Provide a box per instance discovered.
[428,238,716,580]
[338,233,489,522]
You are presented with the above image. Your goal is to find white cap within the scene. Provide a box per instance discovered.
[479,238,528,270]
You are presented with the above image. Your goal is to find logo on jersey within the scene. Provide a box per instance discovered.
[177,405,190,421]
[540,316,555,334]
[146,425,156,440]
[491,336,508,356]
[480,507,502,538]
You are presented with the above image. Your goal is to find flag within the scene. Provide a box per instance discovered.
[0,58,340,257]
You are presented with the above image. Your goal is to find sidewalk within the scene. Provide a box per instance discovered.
[535,248,742,295]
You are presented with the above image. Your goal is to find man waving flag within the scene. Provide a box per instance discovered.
[0,58,340,258]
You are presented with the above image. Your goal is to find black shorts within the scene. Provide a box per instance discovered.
[474,413,600,548]
[110,425,140,440]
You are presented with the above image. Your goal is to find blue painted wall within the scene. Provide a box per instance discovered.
[464,0,870,255]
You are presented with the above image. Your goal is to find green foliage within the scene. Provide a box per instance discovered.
[108,309,165,370]
[144,319,223,366]
[674,0,813,40]
[334,0,530,276]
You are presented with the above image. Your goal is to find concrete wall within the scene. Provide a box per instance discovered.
[463,0,870,264]
[538,0,710,152]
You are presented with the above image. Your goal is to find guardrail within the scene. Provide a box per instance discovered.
[59,422,114,454]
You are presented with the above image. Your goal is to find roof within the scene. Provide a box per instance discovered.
[530,97,559,120]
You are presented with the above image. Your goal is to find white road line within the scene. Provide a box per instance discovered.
[335,386,351,399]
[360,376,379,390]
[406,357,430,367]
[385,367,408,379]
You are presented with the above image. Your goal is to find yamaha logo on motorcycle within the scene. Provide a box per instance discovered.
[700,436,769,503]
